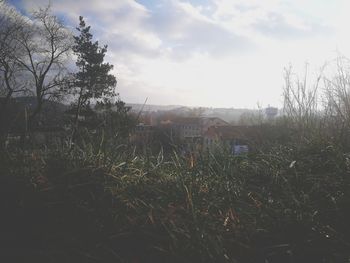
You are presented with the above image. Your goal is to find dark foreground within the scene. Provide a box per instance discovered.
[1,141,350,263]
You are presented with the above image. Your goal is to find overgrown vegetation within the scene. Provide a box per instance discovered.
[1,2,350,263]
[1,127,350,262]
[2,69,350,261]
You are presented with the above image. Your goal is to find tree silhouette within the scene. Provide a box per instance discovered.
[70,16,117,140]
[14,6,71,124]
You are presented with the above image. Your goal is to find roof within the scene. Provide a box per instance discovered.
[201,117,229,126]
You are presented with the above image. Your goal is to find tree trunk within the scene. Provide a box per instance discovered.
[0,89,13,136]
[70,89,84,148]
[28,97,43,130]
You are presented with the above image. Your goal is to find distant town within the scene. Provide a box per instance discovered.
[128,103,279,155]
[2,97,278,156]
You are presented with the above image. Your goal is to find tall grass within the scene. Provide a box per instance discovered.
[1,58,350,262]
[1,134,350,262]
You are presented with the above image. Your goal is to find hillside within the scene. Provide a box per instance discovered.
[126,103,262,123]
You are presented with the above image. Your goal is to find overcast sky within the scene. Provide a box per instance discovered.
[7,0,350,108]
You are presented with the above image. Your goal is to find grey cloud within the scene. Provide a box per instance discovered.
[93,0,255,60]
[13,0,255,60]
[145,1,254,59]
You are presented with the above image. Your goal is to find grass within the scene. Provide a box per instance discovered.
[1,133,350,263]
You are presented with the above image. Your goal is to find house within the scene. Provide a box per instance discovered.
[173,117,228,140]
[201,117,229,133]
[174,117,202,140]
[265,106,278,120]
[203,126,250,154]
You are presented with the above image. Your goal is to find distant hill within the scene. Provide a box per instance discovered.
[126,103,184,112]
[126,103,261,123]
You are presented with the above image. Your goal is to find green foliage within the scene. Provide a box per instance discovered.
[1,133,350,262]
[95,99,136,138]
[72,16,117,108]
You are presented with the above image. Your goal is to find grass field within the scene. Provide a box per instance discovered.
[1,130,350,262]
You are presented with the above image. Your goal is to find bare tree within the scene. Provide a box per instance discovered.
[0,2,28,111]
[322,56,350,142]
[13,6,72,124]
[283,64,323,137]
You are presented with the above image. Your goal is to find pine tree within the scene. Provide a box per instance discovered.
[71,16,117,138]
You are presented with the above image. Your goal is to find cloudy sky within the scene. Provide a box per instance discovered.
[7,0,350,108]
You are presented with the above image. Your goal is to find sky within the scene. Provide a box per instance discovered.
[6,0,350,108]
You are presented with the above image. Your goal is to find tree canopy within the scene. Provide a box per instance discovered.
[72,16,117,109]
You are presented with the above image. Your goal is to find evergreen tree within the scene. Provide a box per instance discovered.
[71,16,117,137]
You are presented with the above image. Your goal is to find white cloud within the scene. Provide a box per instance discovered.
[9,0,350,108]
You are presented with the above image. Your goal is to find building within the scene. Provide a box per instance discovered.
[265,106,278,120]
[174,117,228,140]
[203,126,250,154]
[174,117,202,140]
[201,117,229,133]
